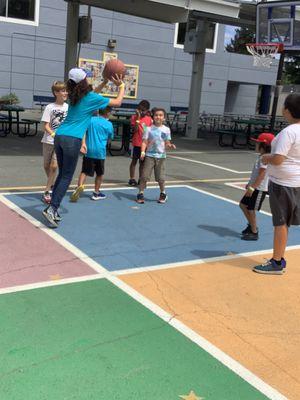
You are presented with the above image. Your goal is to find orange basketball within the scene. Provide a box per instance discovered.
[103,59,126,81]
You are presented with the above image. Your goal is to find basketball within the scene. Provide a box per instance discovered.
[103,59,126,81]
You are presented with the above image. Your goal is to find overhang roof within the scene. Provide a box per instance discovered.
[72,0,240,23]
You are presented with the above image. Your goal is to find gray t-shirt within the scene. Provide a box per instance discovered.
[248,155,268,192]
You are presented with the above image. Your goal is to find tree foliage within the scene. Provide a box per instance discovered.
[225,25,300,84]
[283,56,300,84]
[226,27,255,55]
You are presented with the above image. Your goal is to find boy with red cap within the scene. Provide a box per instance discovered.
[240,132,275,241]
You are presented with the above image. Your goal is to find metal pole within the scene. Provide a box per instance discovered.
[185,20,208,139]
[270,51,285,132]
[64,1,80,80]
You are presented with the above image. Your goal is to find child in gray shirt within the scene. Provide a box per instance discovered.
[239,132,275,241]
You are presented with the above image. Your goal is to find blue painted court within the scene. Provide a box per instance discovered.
[7,186,300,271]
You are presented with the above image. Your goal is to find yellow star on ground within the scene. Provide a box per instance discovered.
[179,390,204,400]
[49,274,63,281]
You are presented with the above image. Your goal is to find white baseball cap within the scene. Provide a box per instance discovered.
[68,68,87,84]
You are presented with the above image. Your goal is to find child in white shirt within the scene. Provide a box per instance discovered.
[41,81,68,203]
[253,93,300,275]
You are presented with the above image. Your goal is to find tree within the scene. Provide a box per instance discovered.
[226,26,255,55]
[283,56,300,84]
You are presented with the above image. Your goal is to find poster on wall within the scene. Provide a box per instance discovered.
[102,52,118,62]
[78,58,104,88]
[78,56,139,99]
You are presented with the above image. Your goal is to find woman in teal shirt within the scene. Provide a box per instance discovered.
[43,68,124,227]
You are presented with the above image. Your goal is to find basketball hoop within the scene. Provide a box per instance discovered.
[246,43,284,68]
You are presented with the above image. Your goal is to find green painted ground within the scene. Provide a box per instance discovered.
[0,279,269,400]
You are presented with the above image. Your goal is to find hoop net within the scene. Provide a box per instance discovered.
[246,43,284,68]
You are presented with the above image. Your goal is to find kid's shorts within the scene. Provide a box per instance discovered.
[131,146,141,160]
[240,189,267,211]
[82,157,105,177]
[269,181,300,227]
[141,156,165,183]
[43,143,57,167]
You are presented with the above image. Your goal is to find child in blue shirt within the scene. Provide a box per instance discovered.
[70,106,114,201]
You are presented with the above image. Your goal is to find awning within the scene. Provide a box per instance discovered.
[73,0,240,23]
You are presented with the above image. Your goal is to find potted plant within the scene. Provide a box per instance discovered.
[0,93,20,105]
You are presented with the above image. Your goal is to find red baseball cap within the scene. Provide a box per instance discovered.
[251,132,275,145]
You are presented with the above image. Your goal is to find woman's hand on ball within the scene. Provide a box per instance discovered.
[111,74,124,86]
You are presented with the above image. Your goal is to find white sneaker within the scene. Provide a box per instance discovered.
[42,206,58,228]
[91,192,106,201]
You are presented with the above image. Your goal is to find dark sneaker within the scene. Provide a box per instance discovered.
[91,192,106,201]
[54,211,62,222]
[241,224,251,235]
[42,206,58,228]
[42,191,51,204]
[241,230,258,241]
[128,179,138,186]
[281,258,287,271]
[136,193,145,204]
[253,258,286,275]
[158,192,168,204]
[70,185,84,202]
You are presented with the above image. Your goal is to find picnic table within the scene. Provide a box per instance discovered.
[216,118,271,148]
[233,118,270,134]
[0,104,39,137]
[108,116,131,156]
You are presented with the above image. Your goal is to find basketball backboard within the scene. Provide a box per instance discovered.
[257,0,300,52]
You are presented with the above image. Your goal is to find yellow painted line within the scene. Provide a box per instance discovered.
[0,177,249,192]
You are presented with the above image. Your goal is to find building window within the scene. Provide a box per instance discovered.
[174,22,219,53]
[0,0,39,25]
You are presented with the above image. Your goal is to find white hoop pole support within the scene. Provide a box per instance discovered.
[270,51,285,132]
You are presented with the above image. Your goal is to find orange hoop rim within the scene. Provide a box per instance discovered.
[246,43,284,53]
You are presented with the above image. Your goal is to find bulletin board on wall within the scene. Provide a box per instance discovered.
[78,52,139,99]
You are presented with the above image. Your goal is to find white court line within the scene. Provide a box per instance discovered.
[173,150,255,155]
[224,181,248,191]
[0,177,251,193]
[171,151,204,154]
[114,244,300,276]
[0,189,288,400]
[0,274,105,296]
[0,180,253,196]
[184,184,273,217]
[169,155,251,174]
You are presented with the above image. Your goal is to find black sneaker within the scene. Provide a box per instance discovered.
[158,192,168,204]
[253,258,286,275]
[54,211,62,222]
[42,206,58,228]
[136,193,145,204]
[128,179,138,186]
[241,224,251,235]
[242,230,258,241]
